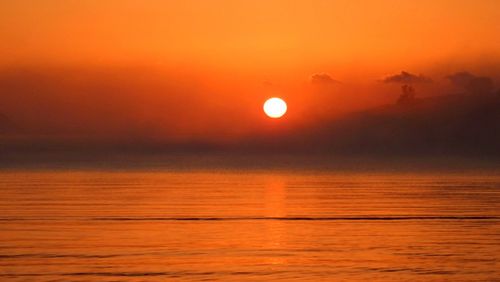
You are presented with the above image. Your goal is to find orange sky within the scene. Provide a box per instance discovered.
[1,0,499,69]
[0,0,499,142]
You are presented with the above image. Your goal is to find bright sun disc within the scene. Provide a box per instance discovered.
[263,97,287,118]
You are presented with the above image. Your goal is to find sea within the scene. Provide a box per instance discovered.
[1,161,499,281]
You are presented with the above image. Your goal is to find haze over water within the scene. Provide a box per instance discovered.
[1,168,499,281]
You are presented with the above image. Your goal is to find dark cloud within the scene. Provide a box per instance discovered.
[310,73,338,85]
[447,71,494,95]
[382,71,432,84]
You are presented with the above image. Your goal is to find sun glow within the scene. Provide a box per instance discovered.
[263,98,287,118]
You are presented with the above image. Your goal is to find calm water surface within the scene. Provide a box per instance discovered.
[0,170,499,281]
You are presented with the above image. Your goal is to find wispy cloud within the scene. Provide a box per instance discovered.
[382,71,432,84]
[447,71,494,95]
[310,73,338,85]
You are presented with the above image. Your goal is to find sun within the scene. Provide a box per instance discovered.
[263,97,287,118]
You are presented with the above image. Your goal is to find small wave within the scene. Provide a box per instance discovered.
[91,216,500,221]
[1,216,498,222]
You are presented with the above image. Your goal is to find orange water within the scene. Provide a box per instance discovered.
[1,171,499,281]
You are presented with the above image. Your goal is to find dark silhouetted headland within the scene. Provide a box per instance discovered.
[307,92,500,156]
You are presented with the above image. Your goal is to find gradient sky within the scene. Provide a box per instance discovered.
[0,0,499,142]
[1,0,499,68]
